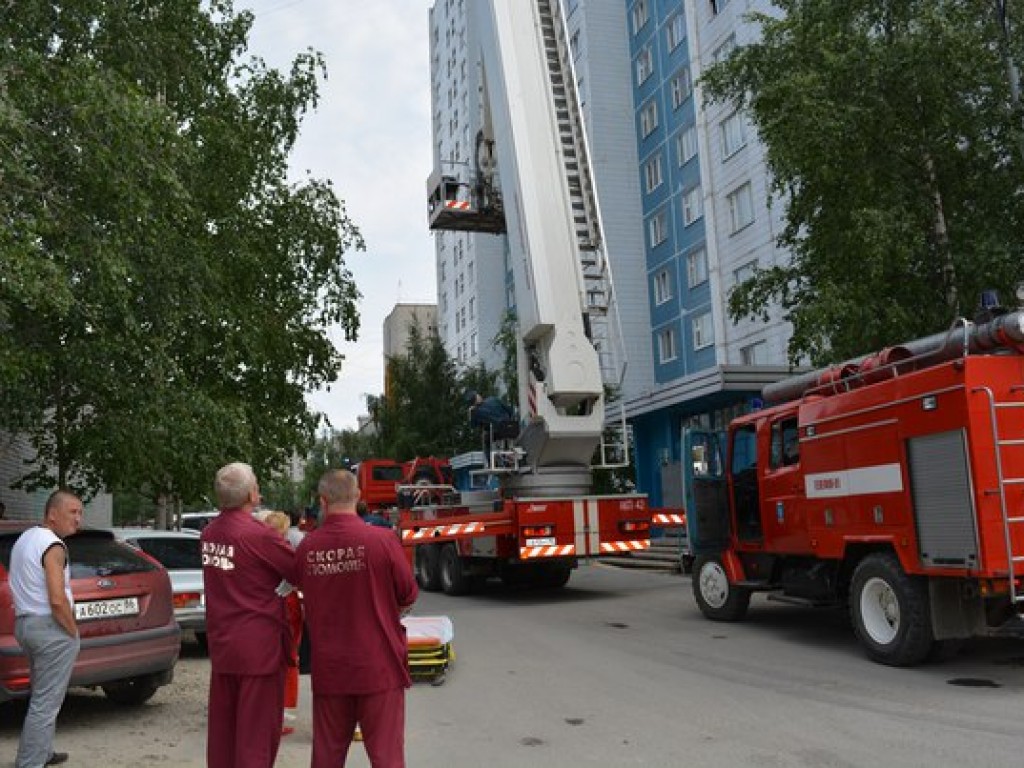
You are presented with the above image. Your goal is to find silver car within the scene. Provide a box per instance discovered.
[109,528,206,648]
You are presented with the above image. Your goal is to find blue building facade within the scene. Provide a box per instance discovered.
[623,1,792,510]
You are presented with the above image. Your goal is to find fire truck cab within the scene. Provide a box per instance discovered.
[687,310,1024,665]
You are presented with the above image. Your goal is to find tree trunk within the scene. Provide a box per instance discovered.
[924,153,957,315]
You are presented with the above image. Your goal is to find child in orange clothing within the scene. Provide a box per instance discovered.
[264,511,304,736]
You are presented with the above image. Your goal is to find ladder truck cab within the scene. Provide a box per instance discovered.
[686,307,1024,665]
[409,0,655,594]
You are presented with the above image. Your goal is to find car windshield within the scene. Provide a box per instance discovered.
[66,535,158,578]
[133,537,201,570]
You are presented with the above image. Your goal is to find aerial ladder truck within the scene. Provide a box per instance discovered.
[408,0,655,593]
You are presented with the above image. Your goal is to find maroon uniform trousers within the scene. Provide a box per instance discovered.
[312,687,406,768]
[207,667,285,768]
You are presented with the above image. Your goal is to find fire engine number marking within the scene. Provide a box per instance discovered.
[804,464,903,499]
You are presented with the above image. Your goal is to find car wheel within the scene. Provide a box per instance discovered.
[194,631,208,653]
[692,553,750,621]
[102,677,160,706]
[849,552,933,666]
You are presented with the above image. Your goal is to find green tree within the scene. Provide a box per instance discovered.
[703,0,1024,365]
[492,309,519,401]
[0,0,362,511]
[375,321,500,460]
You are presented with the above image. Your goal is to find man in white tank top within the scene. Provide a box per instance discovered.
[9,490,83,767]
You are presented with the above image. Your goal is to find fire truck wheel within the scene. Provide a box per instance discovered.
[416,544,443,592]
[692,554,750,621]
[849,553,933,666]
[440,544,472,596]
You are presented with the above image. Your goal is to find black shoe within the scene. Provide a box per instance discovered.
[46,753,69,766]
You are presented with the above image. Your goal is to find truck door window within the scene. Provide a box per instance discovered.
[690,434,722,478]
[770,417,800,469]
[730,424,761,540]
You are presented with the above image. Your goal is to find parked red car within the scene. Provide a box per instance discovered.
[0,522,180,705]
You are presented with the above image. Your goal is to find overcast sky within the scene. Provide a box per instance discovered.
[239,0,437,432]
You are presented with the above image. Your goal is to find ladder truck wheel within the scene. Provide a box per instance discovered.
[692,554,750,621]
[416,544,443,592]
[849,552,933,666]
[539,562,572,589]
[440,543,472,596]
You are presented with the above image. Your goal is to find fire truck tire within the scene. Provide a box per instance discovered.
[692,554,750,621]
[440,544,472,596]
[849,553,933,666]
[416,544,442,592]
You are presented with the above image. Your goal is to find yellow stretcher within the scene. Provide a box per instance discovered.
[402,616,455,684]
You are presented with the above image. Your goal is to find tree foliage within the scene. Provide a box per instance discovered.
[703,0,1024,365]
[374,321,500,460]
[0,0,363,507]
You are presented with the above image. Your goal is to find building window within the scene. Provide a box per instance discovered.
[670,68,691,110]
[632,0,649,34]
[667,13,686,50]
[677,125,698,166]
[740,340,768,365]
[654,269,673,305]
[648,210,667,247]
[640,99,659,137]
[713,34,736,64]
[721,111,747,158]
[636,46,653,85]
[682,185,703,226]
[644,154,663,193]
[686,247,708,288]
[470,332,478,356]
[727,182,755,233]
[692,311,714,350]
[658,326,678,362]
[733,260,757,285]
[469,296,475,320]
[710,0,731,14]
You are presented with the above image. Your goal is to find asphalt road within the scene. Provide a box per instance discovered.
[2,564,1023,767]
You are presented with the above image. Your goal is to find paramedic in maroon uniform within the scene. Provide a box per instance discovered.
[297,469,418,768]
[201,462,298,768]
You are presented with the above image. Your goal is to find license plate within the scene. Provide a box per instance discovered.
[526,537,556,547]
[75,597,140,621]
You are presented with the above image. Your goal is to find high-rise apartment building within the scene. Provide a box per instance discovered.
[427,0,655,406]
[624,0,791,507]
[428,0,508,376]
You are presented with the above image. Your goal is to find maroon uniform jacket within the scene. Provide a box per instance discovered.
[201,508,298,675]
[296,514,418,695]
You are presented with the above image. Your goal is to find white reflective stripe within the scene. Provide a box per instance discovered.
[599,540,650,553]
[652,513,686,525]
[520,545,575,559]
[804,464,904,499]
[587,500,600,556]
[573,499,586,556]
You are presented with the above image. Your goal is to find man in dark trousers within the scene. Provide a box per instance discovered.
[201,462,297,768]
[297,469,418,768]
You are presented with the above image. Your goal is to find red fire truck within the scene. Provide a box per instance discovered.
[686,309,1024,665]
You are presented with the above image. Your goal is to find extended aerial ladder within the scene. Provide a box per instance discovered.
[427,0,626,497]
